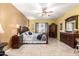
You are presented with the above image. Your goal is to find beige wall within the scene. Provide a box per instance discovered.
[55,5,79,40]
[0,3,28,49]
[29,19,55,32]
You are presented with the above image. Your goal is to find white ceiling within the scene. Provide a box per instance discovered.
[12,3,79,20]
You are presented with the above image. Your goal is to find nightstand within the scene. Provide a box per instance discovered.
[11,35,21,49]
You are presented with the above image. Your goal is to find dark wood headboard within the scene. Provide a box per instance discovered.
[17,26,29,34]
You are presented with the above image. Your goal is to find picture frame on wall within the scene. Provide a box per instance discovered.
[60,23,62,30]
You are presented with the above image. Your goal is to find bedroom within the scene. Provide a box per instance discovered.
[0,3,79,56]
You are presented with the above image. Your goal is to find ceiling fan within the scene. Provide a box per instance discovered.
[40,7,53,17]
[33,7,53,17]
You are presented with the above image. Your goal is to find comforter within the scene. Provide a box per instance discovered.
[21,31,47,43]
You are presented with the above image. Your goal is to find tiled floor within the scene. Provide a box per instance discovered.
[6,38,79,56]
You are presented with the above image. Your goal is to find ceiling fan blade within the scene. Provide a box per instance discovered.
[42,13,44,16]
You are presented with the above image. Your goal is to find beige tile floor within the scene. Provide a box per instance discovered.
[5,38,79,56]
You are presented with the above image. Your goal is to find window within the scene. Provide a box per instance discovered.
[35,23,48,33]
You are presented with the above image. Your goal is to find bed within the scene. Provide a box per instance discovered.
[17,26,48,44]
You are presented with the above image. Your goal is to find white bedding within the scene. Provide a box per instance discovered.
[21,31,47,43]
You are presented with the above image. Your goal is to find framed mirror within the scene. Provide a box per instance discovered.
[65,15,78,32]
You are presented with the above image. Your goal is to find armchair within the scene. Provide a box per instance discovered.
[0,42,8,56]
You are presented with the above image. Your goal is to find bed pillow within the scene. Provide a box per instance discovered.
[24,31,29,35]
[28,32,32,35]
[37,34,42,40]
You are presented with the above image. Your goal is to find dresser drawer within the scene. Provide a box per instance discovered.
[60,32,77,48]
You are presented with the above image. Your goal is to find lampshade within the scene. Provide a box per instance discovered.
[0,24,4,33]
[16,24,19,28]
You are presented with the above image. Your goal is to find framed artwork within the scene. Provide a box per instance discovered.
[60,23,62,30]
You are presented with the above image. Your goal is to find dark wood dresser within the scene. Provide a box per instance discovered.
[60,32,79,48]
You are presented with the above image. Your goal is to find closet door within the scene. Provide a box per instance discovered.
[49,23,57,38]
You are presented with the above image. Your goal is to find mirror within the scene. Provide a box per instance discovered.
[66,20,76,31]
[65,15,78,32]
